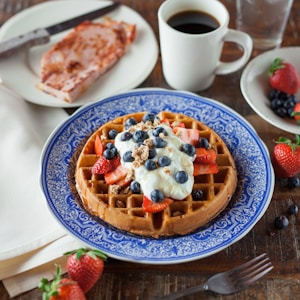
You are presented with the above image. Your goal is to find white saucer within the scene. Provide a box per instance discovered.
[0,0,158,108]
[241,47,300,134]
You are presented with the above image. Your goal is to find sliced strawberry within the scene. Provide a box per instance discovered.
[193,162,218,175]
[104,164,128,185]
[109,156,121,170]
[142,195,173,213]
[160,118,170,127]
[171,121,185,128]
[291,102,300,123]
[173,127,199,146]
[194,148,217,164]
[92,156,112,174]
[94,135,104,156]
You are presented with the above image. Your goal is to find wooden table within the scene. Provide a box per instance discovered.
[1,0,300,299]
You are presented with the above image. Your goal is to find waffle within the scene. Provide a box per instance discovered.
[75,111,237,238]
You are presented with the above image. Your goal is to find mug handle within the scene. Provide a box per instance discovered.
[216,29,253,75]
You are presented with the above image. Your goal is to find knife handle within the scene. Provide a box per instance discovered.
[0,28,50,58]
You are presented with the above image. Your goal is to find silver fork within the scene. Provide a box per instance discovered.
[154,253,273,300]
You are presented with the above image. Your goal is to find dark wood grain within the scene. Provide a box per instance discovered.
[1,0,300,299]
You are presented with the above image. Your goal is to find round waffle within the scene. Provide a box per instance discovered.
[75,111,237,238]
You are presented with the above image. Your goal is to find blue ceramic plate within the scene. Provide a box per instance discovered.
[40,89,274,264]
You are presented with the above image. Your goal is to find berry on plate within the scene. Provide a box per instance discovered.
[272,135,300,178]
[291,102,300,124]
[269,58,300,95]
[64,248,107,293]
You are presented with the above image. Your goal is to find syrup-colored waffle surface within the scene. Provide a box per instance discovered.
[75,111,237,238]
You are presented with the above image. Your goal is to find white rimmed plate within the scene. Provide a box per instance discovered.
[0,0,158,108]
[241,47,300,134]
[40,88,274,264]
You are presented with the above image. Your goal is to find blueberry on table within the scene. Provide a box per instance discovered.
[287,176,300,189]
[288,204,299,215]
[274,215,289,229]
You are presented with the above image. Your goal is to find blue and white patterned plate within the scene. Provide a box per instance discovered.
[40,88,274,264]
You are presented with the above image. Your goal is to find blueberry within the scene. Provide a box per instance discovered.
[121,131,132,141]
[182,143,196,156]
[278,91,289,101]
[274,215,289,229]
[148,148,157,159]
[106,142,114,149]
[283,98,296,109]
[158,156,171,167]
[130,181,141,194]
[153,126,168,137]
[271,98,284,110]
[145,159,157,170]
[153,137,167,148]
[103,149,115,160]
[150,189,164,202]
[197,137,209,149]
[125,117,137,129]
[133,130,149,143]
[269,89,279,100]
[288,204,299,215]
[192,189,204,200]
[142,113,157,123]
[175,171,188,183]
[123,151,134,162]
[108,129,118,139]
[106,143,118,156]
[276,107,288,118]
[287,177,300,189]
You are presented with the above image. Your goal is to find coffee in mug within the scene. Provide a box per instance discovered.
[167,10,220,35]
[158,0,253,91]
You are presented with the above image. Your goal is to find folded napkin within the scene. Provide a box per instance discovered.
[0,85,84,297]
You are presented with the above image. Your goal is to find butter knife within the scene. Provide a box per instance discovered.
[0,2,120,58]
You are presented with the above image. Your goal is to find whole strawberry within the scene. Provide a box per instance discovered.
[38,265,86,300]
[64,248,107,293]
[269,58,300,95]
[272,135,300,178]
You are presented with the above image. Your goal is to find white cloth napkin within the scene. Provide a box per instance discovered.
[0,85,84,297]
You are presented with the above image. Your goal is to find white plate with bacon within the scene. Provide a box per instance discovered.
[0,0,158,107]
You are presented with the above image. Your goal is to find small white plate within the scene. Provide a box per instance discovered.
[41,88,274,264]
[241,47,300,134]
[0,0,158,108]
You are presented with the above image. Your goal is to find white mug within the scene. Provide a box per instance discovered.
[158,0,253,91]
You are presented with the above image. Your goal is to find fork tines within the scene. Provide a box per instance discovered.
[230,253,273,288]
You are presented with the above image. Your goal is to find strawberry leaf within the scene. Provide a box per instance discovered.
[269,58,285,75]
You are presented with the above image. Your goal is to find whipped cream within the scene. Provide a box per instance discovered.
[114,120,194,201]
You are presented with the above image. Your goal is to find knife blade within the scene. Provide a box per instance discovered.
[0,2,120,58]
